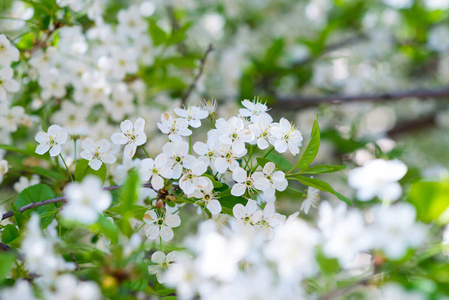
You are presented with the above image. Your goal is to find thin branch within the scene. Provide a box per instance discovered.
[292,33,368,67]
[28,20,64,55]
[387,115,437,138]
[181,44,214,105]
[71,252,81,270]
[1,183,154,221]
[273,86,449,110]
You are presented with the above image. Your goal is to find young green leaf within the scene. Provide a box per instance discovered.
[0,253,15,281]
[294,175,351,206]
[149,20,167,46]
[1,224,20,245]
[299,164,346,174]
[293,116,320,171]
[75,159,107,183]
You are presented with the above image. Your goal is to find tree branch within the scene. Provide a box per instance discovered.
[181,44,214,105]
[1,183,154,221]
[273,86,449,110]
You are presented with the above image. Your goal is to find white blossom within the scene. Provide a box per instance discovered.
[148,251,183,283]
[191,180,222,215]
[143,208,181,241]
[140,154,173,190]
[231,167,268,196]
[270,118,303,156]
[175,106,209,128]
[35,125,68,156]
[0,159,8,184]
[162,141,196,179]
[111,118,147,158]
[80,138,117,170]
[158,113,192,142]
[239,98,269,122]
[0,67,20,102]
[252,162,287,196]
[13,174,40,193]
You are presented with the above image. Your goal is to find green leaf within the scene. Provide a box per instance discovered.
[1,225,20,245]
[0,253,15,281]
[0,144,50,161]
[16,184,57,229]
[258,153,293,171]
[203,174,223,188]
[408,180,449,223]
[294,175,351,205]
[96,215,119,245]
[299,164,346,174]
[11,203,28,230]
[219,194,247,215]
[117,170,140,236]
[16,32,35,51]
[32,166,66,180]
[75,159,107,183]
[149,20,167,46]
[294,116,320,170]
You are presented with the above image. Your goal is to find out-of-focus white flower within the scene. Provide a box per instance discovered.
[117,5,148,39]
[0,159,8,184]
[111,118,147,158]
[320,206,372,265]
[231,167,268,196]
[270,118,303,156]
[383,0,413,9]
[0,34,19,66]
[348,159,407,202]
[158,113,192,142]
[175,106,209,128]
[148,251,182,283]
[80,138,116,170]
[425,0,449,10]
[35,125,68,156]
[239,98,269,122]
[38,69,68,100]
[0,105,27,132]
[62,176,112,224]
[265,217,320,282]
[377,283,426,300]
[22,214,74,278]
[370,203,427,259]
[140,154,173,190]
[0,280,37,300]
[44,274,101,300]
[57,0,84,11]
[143,208,181,241]
[13,174,40,193]
[191,180,222,215]
[162,141,196,179]
[0,67,20,102]
[428,25,449,52]
[252,162,287,196]
[301,186,320,214]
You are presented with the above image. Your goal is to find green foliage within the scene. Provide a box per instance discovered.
[16,184,57,229]
[294,116,320,171]
[75,159,107,183]
[116,170,140,237]
[408,180,449,223]
[1,224,20,246]
[96,215,119,245]
[294,175,351,205]
[298,164,346,174]
[0,253,15,282]
[149,20,167,46]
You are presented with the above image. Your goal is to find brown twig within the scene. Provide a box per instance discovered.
[28,20,64,55]
[181,44,214,105]
[292,33,368,67]
[71,252,81,270]
[1,183,154,221]
[387,115,437,138]
[273,86,449,110]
